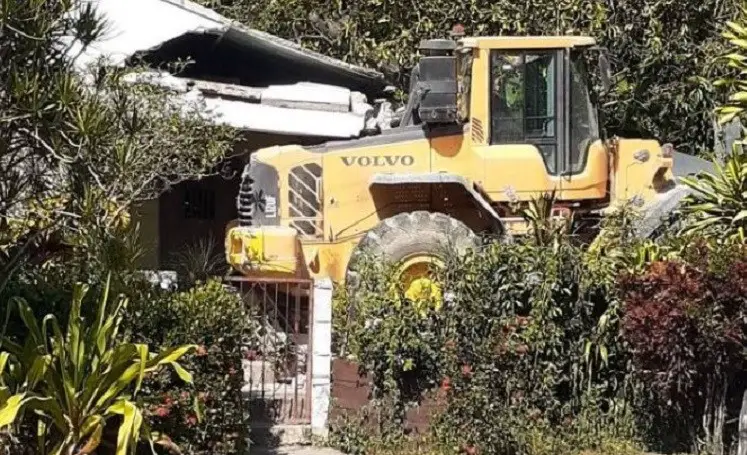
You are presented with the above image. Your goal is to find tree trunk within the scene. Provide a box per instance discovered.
[704,377,714,451]
[738,389,747,455]
[713,376,727,455]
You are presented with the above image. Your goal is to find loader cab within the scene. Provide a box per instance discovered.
[416,35,612,201]
[483,39,603,176]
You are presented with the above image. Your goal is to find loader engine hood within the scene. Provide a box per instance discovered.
[237,151,283,227]
[238,143,324,235]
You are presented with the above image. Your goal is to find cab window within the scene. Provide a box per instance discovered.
[569,50,600,173]
[457,49,474,122]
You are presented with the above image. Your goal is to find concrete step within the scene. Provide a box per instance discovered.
[250,446,346,455]
[249,424,312,448]
[244,359,277,384]
[246,395,310,425]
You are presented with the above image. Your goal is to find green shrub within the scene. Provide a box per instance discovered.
[432,240,638,455]
[128,279,252,455]
[679,144,746,242]
[333,237,641,455]
[164,236,228,290]
[679,10,747,244]
[335,255,446,419]
[0,275,194,454]
[327,400,423,455]
[0,222,148,323]
[716,9,747,124]
[620,243,747,453]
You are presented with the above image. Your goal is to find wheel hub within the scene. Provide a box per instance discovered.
[396,255,444,312]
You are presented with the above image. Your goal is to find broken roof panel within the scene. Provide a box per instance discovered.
[201,97,370,138]
[76,0,386,96]
[75,0,225,68]
[124,71,377,138]
[72,0,393,139]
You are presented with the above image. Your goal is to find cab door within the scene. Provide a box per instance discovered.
[474,48,607,202]
[476,49,563,201]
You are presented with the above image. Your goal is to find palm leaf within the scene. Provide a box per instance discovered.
[0,393,27,427]
[107,399,141,455]
[0,277,195,452]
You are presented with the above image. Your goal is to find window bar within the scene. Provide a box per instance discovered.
[262,283,268,402]
[294,283,301,420]
[522,53,527,141]
[563,50,572,176]
[276,282,283,419]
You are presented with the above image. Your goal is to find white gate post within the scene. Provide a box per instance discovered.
[311,278,333,436]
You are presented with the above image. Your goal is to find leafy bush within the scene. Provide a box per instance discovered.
[0,275,195,454]
[327,401,431,455]
[716,9,747,124]
[679,147,747,242]
[677,11,747,244]
[164,236,228,290]
[333,236,641,455]
[620,243,747,453]
[127,279,252,455]
[336,254,446,421]
[432,240,638,455]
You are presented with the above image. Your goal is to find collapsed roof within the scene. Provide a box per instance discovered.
[74,0,390,138]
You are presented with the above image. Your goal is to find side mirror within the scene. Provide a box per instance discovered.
[598,52,612,92]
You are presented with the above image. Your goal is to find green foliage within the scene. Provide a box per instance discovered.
[0,222,160,354]
[716,9,747,124]
[620,243,747,453]
[519,191,572,247]
[433,240,636,455]
[126,279,251,455]
[679,145,747,242]
[332,227,747,455]
[0,275,195,454]
[333,235,640,455]
[165,236,228,290]
[675,12,747,244]
[336,255,445,417]
[327,401,431,455]
[0,0,234,287]
[199,0,737,154]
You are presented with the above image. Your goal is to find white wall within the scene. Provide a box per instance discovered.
[311,278,333,435]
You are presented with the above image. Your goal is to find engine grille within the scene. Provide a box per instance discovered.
[237,163,256,226]
[472,118,484,143]
[288,163,323,238]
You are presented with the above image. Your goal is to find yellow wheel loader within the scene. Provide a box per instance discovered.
[225,33,704,298]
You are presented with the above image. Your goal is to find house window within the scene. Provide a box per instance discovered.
[183,184,216,220]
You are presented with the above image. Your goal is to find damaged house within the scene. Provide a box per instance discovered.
[78,0,391,271]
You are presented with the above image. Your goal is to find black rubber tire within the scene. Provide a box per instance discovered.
[344,211,480,293]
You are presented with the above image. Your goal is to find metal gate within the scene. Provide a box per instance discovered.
[227,276,313,425]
